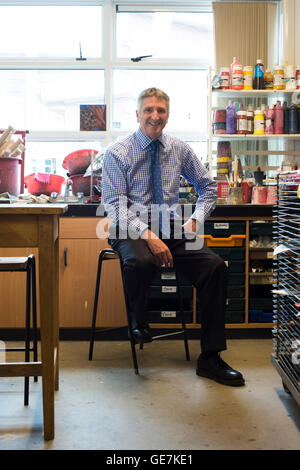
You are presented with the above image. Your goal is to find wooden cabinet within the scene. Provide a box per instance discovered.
[0,214,274,332]
[59,217,126,328]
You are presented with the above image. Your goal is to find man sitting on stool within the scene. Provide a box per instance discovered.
[102,87,244,387]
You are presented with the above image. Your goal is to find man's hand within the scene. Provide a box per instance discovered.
[141,229,173,267]
[182,218,198,234]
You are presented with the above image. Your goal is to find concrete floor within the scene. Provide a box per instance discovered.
[0,338,300,450]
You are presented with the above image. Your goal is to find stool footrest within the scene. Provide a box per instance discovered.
[152,330,185,340]
[0,347,36,353]
[0,362,42,377]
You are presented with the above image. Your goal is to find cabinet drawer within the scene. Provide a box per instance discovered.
[60,217,111,239]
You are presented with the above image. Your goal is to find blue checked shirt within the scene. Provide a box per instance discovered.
[102,127,217,234]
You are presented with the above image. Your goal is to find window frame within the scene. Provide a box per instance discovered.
[0,0,213,157]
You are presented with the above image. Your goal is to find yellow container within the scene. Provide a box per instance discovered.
[243,66,253,90]
[254,109,265,135]
[274,65,285,90]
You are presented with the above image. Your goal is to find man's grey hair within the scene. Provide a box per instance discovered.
[137,87,170,112]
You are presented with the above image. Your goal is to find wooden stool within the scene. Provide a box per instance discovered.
[88,248,190,374]
[0,255,38,405]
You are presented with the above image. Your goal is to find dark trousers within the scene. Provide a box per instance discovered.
[109,225,228,353]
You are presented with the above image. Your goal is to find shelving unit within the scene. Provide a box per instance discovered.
[207,68,300,178]
[272,171,300,406]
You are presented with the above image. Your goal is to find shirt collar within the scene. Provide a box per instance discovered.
[136,127,165,150]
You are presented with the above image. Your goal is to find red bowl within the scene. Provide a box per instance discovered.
[24,173,65,196]
[62,149,98,176]
[70,173,101,196]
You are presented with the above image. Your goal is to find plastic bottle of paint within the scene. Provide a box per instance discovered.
[254,109,265,135]
[283,102,289,134]
[289,104,298,134]
[265,105,274,134]
[274,100,284,134]
[253,59,264,89]
[231,57,243,90]
[226,101,237,134]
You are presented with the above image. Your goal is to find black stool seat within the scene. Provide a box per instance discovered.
[0,254,38,405]
[89,248,190,374]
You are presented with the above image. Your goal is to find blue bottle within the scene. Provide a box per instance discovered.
[283,102,289,134]
[289,104,298,134]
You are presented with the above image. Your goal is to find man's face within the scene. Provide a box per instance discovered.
[136,96,169,140]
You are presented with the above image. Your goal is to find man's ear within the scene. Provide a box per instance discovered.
[136,109,140,122]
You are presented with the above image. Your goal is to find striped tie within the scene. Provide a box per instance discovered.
[150,141,169,237]
[150,140,164,205]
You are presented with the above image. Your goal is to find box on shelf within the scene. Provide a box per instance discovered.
[248,310,274,322]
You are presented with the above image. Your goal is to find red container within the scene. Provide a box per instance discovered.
[62,149,98,176]
[70,173,101,196]
[217,181,251,203]
[24,173,65,196]
[0,157,22,195]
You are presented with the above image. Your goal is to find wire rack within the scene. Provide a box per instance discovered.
[272,170,300,405]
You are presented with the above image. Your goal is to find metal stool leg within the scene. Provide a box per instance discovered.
[89,251,103,361]
[30,256,38,382]
[175,269,190,361]
[24,265,31,406]
[120,263,139,375]
[88,249,139,374]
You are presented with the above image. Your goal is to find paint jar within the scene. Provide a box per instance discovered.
[285,65,296,90]
[289,104,298,134]
[220,67,230,90]
[251,186,267,204]
[274,65,285,90]
[296,66,300,89]
[226,102,237,134]
[247,105,254,134]
[283,102,289,134]
[236,110,248,134]
[264,69,274,89]
[274,100,284,134]
[243,66,253,90]
[231,57,243,90]
[265,105,274,134]
[254,109,265,135]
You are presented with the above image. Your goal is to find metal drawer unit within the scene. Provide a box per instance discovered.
[272,171,300,406]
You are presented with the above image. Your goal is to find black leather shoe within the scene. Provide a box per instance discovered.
[130,327,153,344]
[196,354,245,387]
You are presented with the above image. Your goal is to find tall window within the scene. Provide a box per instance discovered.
[0,1,214,178]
